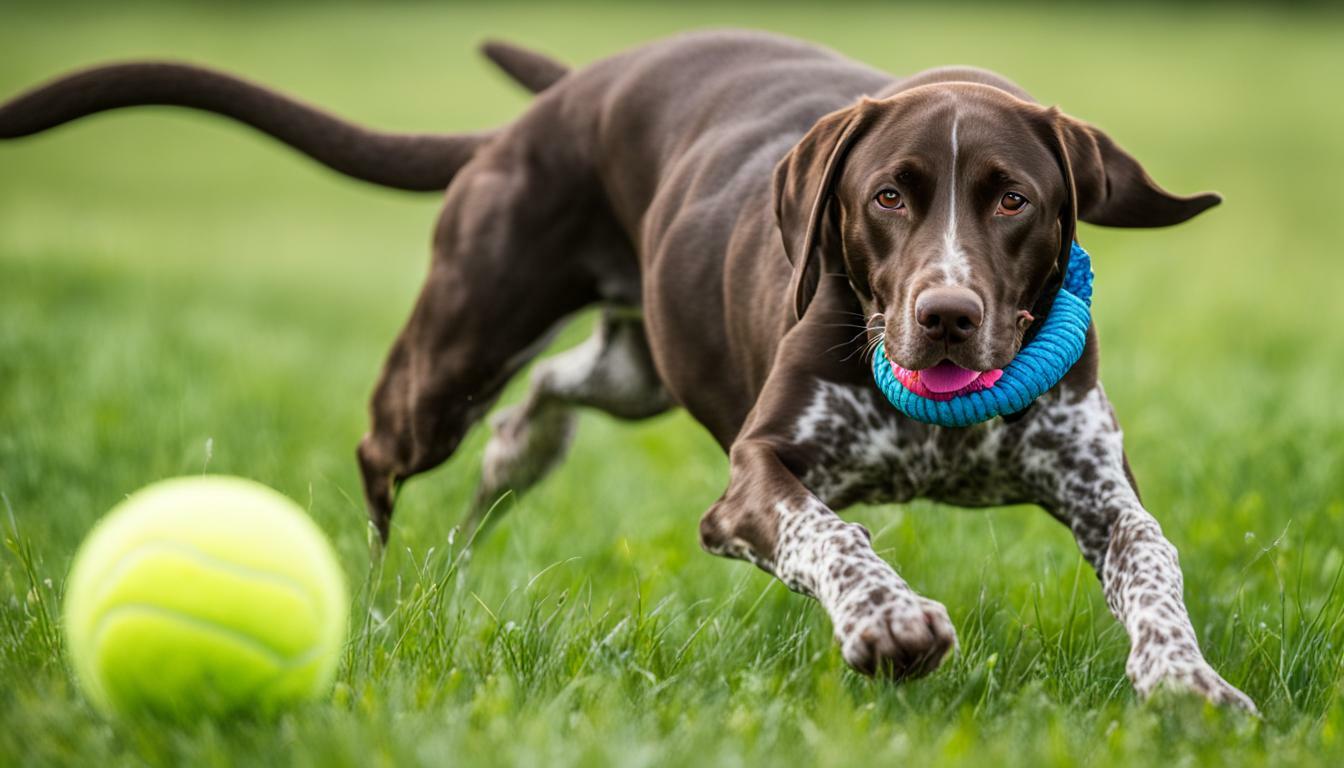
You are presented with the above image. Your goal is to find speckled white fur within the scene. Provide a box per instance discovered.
[736,379,1257,709]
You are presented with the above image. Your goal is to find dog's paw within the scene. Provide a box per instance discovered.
[1129,649,1258,714]
[478,402,575,495]
[833,594,957,679]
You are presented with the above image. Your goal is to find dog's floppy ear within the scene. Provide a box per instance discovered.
[773,100,877,320]
[1051,110,1221,228]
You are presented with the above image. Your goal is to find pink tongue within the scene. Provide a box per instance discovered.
[918,361,983,394]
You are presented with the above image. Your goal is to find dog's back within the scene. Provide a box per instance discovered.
[0,31,1255,710]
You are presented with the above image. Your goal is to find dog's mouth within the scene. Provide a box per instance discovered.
[891,359,1003,401]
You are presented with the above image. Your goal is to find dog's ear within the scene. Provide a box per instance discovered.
[774,100,877,320]
[1050,110,1221,228]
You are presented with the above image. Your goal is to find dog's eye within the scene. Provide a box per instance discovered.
[875,189,905,210]
[997,192,1029,216]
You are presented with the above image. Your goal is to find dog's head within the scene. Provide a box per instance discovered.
[774,83,1219,375]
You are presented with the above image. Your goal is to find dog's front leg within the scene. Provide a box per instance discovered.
[699,436,956,678]
[1026,386,1257,711]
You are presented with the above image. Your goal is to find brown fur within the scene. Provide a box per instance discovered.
[0,30,1251,708]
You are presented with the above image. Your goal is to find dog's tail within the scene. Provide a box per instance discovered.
[480,40,569,94]
[0,62,491,192]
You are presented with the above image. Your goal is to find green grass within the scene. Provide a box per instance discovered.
[3,2,1344,765]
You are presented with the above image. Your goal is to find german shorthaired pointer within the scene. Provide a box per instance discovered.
[0,29,1254,710]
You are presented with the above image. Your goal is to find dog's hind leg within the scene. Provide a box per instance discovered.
[467,308,672,535]
[357,150,605,544]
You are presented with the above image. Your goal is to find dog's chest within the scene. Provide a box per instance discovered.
[791,381,1030,508]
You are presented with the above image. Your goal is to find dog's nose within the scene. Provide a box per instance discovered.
[915,287,983,344]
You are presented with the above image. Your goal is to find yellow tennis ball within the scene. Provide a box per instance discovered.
[62,476,349,719]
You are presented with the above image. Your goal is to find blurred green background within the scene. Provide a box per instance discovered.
[2,2,1343,766]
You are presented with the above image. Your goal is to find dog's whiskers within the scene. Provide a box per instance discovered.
[837,313,886,363]
[860,334,883,364]
[817,322,874,331]
[825,328,871,356]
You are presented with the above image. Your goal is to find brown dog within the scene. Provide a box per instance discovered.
[0,30,1253,709]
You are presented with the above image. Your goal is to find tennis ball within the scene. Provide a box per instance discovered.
[62,476,348,720]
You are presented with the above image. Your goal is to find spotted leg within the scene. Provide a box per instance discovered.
[700,422,956,678]
[1023,385,1257,711]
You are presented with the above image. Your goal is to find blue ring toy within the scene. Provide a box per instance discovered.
[871,242,1094,428]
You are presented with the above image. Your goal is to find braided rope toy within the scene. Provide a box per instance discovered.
[871,242,1094,427]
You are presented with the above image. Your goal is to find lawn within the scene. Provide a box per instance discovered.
[2,2,1343,765]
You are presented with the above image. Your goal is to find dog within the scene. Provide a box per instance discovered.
[0,29,1255,710]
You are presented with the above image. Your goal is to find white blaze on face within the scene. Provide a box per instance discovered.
[937,110,972,286]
